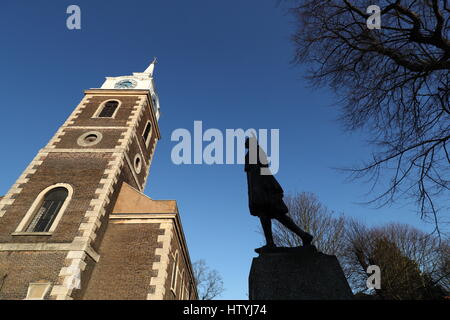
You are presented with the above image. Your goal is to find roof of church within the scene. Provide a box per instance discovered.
[112,182,178,214]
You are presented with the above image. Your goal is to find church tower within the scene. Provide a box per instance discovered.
[0,61,198,300]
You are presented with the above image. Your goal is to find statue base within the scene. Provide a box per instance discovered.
[249,246,353,300]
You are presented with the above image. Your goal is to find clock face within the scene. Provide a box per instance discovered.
[115,79,137,89]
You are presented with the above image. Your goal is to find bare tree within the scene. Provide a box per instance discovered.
[270,192,346,257]
[287,0,450,232]
[343,220,450,298]
[192,260,224,300]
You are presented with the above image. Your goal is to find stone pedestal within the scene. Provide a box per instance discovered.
[249,246,353,300]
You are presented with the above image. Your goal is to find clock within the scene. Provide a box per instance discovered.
[115,79,137,89]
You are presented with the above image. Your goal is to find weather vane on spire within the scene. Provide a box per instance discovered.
[144,57,158,77]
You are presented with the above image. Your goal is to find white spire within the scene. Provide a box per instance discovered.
[144,57,157,77]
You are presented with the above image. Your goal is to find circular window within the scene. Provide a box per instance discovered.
[134,154,142,174]
[84,134,98,143]
[77,131,103,147]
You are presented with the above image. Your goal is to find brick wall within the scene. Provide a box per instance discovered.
[0,251,66,300]
[82,222,163,299]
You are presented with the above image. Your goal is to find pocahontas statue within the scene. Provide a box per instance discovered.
[244,137,313,253]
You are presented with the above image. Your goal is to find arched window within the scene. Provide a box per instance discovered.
[142,121,152,147]
[26,187,69,232]
[171,251,179,293]
[98,100,119,118]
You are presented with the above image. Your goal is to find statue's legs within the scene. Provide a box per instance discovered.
[260,217,275,247]
[275,215,313,246]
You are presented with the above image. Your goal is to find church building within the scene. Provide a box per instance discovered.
[0,60,198,300]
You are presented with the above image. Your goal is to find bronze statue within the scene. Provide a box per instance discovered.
[245,137,313,252]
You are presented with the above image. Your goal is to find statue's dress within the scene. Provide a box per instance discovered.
[245,149,288,219]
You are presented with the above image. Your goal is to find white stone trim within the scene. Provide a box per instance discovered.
[15,183,74,234]
[12,232,53,236]
[91,99,122,119]
[86,89,150,94]
[147,222,174,300]
[65,126,129,130]
[110,214,176,221]
[50,255,86,300]
[0,243,99,262]
[44,128,67,150]
[24,282,52,300]
[43,148,126,153]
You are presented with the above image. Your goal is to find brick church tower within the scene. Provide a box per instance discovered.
[0,60,198,300]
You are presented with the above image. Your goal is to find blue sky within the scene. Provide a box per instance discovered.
[0,1,445,299]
